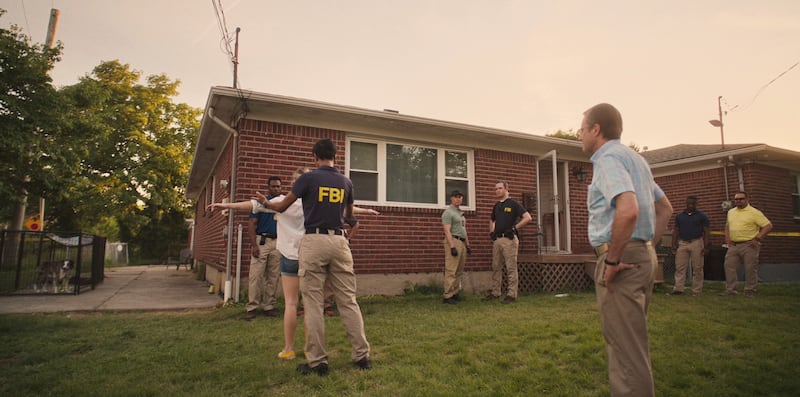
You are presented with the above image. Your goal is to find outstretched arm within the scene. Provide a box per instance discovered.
[354,207,380,215]
[206,200,253,212]
[254,191,298,213]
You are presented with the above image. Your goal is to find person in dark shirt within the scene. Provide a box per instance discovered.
[258,138,371,376]
[669,196,711,296]
[483,181,532,304]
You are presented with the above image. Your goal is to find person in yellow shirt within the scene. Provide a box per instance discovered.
[722,192,773,297]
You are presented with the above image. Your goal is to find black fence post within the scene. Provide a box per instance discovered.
[14,232,26,290]
[91,236,106,290]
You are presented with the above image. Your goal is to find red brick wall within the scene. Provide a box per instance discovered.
[193,140,233,270]
[194,121,345,276]
[193,119,596,275]
[655,163,800,264]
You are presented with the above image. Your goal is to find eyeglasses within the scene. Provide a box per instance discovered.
[733,198,746,201]
[269,185,281,188]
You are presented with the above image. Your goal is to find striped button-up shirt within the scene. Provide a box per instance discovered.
[587,140,665,247]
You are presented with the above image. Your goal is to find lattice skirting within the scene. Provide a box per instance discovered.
[505,262,594,293]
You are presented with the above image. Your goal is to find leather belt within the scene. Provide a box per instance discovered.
[259,233,277,239]
[729,240,753,246]
[453,236,466,242]
[680,237,702,243]
[594,244,609,257]
[305,228,343,236]
[593,240,651,258]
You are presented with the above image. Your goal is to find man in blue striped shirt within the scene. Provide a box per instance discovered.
[580,103,673,397]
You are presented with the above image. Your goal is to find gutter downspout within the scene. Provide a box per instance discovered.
[737,166,745,192]
[208,107,239,302]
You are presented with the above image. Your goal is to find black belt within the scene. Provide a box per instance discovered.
[730,240,754,246]
[259,233,277,239]
[306,228,343,236]
[594,240,651,257]
[453,236,466,242]
[492,231,515,240]
[680,237,702,243]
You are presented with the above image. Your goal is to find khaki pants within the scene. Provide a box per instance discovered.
[298,233,370,367]
[724,243,760,293]
[674,239,704,294]
[490,236,519,298]
[442,239,466,299]
[247,238,281,312]
[594,241,656,397]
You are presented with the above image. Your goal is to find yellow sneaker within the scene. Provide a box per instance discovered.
[278,350,296,360]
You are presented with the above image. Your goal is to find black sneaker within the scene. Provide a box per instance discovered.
[500,296,516,304]
[242,311,257,321]
[669,290,684,295]
[297,362,329,376]
[263,309,280,317]
[481,294,500,302]
[355,357,372,370]
[442,297,458,305]
[453,293,464,302]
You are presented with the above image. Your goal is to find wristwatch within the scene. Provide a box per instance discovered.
[604,258,620,266]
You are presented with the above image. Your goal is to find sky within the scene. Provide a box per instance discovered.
[3,0,799,153]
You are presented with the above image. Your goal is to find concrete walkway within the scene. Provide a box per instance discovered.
[0,265,221,314]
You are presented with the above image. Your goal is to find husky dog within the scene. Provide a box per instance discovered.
[33,260,74,293]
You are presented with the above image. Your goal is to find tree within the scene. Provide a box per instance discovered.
[546,129,644,152]
[0,10,76,221]
[52,60,200,259]
[546,129,579,141]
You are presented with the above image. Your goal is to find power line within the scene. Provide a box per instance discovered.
[20,0,31,38]
[727,60,799,113]
[211,0,235,61]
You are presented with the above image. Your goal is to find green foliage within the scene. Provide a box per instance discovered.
[547,128,644,152]
[0,10,75,220]
[1,283,799,396]
[51,60,200,257]
[546,129,579,141]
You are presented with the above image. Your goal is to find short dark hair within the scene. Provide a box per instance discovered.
[267,176,281,185]
[312,139,337,160]
[584,103,623,140]
[735,191,748,198]
[687,195,697,201]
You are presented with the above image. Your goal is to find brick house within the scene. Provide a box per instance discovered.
[186,88,800,295]
[641,144,800,278]
[186,87,595,296]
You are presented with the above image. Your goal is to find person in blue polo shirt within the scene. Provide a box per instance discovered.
[670,196,711,296]
[259,138,370,376]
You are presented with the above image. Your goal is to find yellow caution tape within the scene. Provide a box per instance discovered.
[710,231,800,237]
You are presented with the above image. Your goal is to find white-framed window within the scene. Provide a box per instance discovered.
[792,174,800,219]
[346,138,474,209]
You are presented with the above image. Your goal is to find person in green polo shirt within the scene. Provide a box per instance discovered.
[441,190,471,304]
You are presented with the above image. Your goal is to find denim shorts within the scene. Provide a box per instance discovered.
[280,255,299,276]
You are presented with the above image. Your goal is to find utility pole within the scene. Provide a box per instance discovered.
[233,27,241,88]
[716,95,725,149]
[708,95,725,150]
[4,9,59,265]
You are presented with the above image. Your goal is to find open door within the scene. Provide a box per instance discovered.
[536,150,572,254]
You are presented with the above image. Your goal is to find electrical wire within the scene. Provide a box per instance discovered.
[20,0,31,38]
[211,0,235,61]
[726,60,799,113]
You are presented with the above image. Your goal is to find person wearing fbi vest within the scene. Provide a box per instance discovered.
[259,138,370,376]
[484,180,532,304]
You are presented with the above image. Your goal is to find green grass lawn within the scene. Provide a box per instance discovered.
[1,281,799,396]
